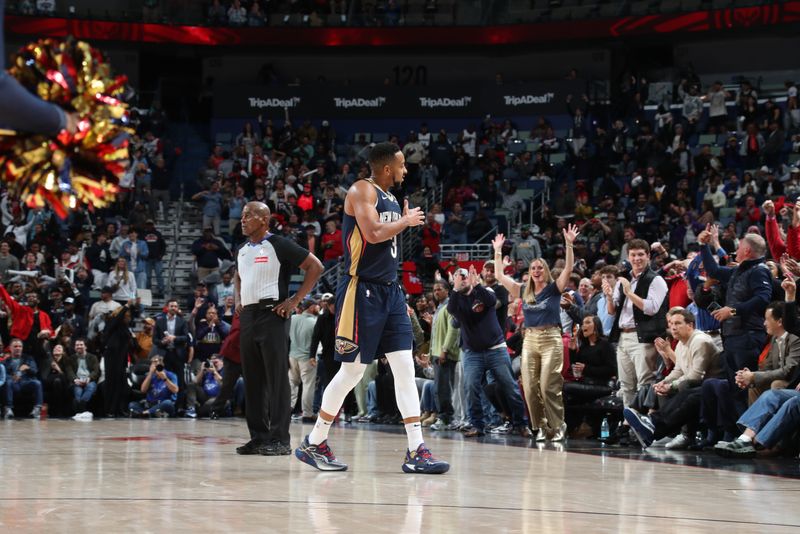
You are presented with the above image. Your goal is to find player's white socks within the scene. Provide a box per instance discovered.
[405,422,424,451]
[309,417,333,446]
[385,350,425,451]
[309,361,366,445]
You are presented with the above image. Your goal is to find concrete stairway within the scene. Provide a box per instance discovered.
[141,200,204,319]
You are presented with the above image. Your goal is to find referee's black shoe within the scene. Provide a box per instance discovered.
[236,439,265,455]
[261,441,292,456]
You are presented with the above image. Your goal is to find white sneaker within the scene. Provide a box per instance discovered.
[446,420,466,431]
[666,433,692,450]
[430,418,447,431]
[489,421,512,435]
[3,407,14,420]
[651,436,673,448]
[72,411,94,421]
[551,422,568,442]
[535,428,547,442]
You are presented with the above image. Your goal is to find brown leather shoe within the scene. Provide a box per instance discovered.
[463,426,485,437]
[421,412,438,427]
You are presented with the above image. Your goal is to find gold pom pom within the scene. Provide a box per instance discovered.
[0,38,133,217]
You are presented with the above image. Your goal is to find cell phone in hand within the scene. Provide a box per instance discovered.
[706,302,722,313]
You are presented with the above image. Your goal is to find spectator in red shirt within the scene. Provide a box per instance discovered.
[209,145,225,170]
[420,213,442,254]
[0,284,54,365]
[735,195,761,235]
[297,183,316,213]
[763,199,800,260]
[250,146,267,179]
[320,220,343,269]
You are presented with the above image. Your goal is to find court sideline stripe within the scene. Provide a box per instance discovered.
[0,497,797,528]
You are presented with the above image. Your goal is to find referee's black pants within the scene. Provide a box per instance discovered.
[240,305,291,445]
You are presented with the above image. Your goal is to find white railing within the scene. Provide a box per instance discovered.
[529,186,550,227]
[399,182,443,261]
[438,243,494,260]
[438,225,497,260]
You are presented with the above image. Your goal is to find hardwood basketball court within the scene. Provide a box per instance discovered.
[0,419,798,532]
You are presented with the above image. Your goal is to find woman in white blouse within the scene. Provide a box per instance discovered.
[107,257,137,302]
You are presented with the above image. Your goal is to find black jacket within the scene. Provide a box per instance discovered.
[700,246,772,336]
[142,228,167,261]
[310,309,335,362]
[569,338,617,383]
[191,237,232,268]
[154,313,191,361]
[448,285,505,352]
[85,242,113,272]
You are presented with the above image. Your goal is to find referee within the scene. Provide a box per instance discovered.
[234,201,323,456]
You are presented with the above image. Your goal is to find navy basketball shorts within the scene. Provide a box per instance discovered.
[334,275,413,364]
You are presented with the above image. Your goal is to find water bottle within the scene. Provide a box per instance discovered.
[600,416,610,441]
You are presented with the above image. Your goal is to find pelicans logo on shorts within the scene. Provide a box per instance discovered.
[335,338,359,355]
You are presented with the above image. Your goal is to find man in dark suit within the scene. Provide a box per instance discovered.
[154,299,191,397]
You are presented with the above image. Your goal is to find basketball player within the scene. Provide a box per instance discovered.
[295,142,449,474]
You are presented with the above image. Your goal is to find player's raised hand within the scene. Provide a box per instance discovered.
[402,199,425,227]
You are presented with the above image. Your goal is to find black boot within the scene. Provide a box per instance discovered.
[604,423,631,446]
[690,429,721,451]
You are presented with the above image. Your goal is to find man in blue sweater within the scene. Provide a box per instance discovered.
[448,266,528,437]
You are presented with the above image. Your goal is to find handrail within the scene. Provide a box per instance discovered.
[529,186,550,227]
[165,184,184,300]
[437,224,497,261]
[317,261,343,293]
[438,243,494,260]
[399,182,443,262]
[475,225,498,244]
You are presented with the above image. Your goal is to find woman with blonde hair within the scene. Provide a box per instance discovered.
[107,257,137,303]
[492,223,579,441]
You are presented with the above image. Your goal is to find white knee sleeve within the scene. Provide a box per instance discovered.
[319,361,366,415]
[386,350,420,419]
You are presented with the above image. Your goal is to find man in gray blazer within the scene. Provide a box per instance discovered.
[733,301,800,401]
[715,301,800,458]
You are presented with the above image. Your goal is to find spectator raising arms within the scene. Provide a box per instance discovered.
[192,181,224,236]
[491,224,580,442]
[191,227,232,283]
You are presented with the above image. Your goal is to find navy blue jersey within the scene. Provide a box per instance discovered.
[341,179,401,282]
